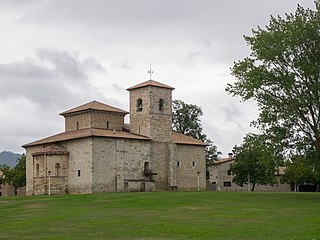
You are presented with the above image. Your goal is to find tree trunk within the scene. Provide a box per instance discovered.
[251,183,256,191]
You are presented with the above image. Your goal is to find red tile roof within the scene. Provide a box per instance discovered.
[126,80,174,91]
[32,144,69,156]
[172,131,206,146]
[23,128,149,147]
[213,157,235,165]
[60,100,128,116]
[23,128,206,147]
[123,124,205,146]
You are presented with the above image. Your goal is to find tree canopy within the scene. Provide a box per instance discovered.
[172,99,218,166]
[226,1,320,162]
[230,134,278,191]
[0,154,26,190]
[281,155,318,191]
[172,99,206,141]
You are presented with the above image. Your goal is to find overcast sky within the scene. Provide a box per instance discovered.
[0,0,316,156]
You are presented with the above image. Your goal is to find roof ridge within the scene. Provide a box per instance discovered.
[22,128,149,147]
[60,100,128,116]
[90,100,96,108]
[127,80,174,91]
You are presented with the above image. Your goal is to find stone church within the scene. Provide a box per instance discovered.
[23,80,206,195]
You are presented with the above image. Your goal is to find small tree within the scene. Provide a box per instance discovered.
[0,165,14,186]
[0,154,26,190]
[230,134,278,191]
[12,154,26,190]
[282,156,317,191]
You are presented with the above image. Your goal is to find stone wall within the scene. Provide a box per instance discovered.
[64,111,125,131]
[91,111,124,130]
[129,86,172,142]
[151,142,170,190]
[0,184,25,197]
[129,87,150,137]
[175,144,206,190]
[149,87,172,142]
[25,146,68,195]
[25,145,43,196]
[207,160,291,192]
[64,112,91,131]
[61,138,93,194]
[92,137,152,193]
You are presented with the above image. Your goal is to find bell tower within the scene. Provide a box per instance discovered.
[127,80,174,142]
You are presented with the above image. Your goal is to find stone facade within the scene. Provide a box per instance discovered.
[23,80,206,195]
[207,157,291,192]
[0,184,25,197]
[175,144,206,190]
[129,85,173,142]
[64,111,125,131]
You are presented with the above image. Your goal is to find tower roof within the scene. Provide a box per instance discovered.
[60,100,129,116]
[126,80,174,91]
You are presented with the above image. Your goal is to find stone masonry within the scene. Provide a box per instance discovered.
[23,80,207,195]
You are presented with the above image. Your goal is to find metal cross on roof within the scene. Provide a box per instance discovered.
[148,64,154,80]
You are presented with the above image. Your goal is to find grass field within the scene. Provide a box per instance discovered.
[0,191,320,240]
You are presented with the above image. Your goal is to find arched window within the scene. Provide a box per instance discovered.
[36,163,40,177]
[76,122,80,130]
[137,99,143,112]
[159,99,164,111]
[55,163,61,176]
[107,121,109,129]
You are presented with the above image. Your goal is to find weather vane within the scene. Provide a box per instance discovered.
[148,63,153,80]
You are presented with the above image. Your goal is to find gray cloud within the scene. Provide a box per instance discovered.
[0,49,119,152]
[221,104,245,132]
[0,0,316,155]
[4,0,315,67]
[112,83,124,93]
[113,61,136,71]
[0,48,106,110]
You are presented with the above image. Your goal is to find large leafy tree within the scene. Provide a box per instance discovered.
[226,2,320,161]
[172,99,218,166]
[230,134,279,191]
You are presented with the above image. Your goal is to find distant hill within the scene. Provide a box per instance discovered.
[0,151,22,168]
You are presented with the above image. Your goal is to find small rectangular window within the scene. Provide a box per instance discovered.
[192,162,195,167]
[144,162,149,175]
[78,170,81,177]
[14,191,18,195]
[223,181,232,187]
[206,170,210,179]
[227,170,232,175]
[177,162,180,167]
[0,192,2,196]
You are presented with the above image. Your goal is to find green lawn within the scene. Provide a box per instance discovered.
[0,191,319,240]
